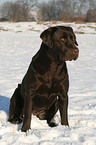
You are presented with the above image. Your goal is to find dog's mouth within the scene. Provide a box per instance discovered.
[73,56,78,61]
[69,56,78,61]
[69,53,78,61]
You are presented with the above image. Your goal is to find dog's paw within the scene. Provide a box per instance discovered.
[61,122,69,127]
[8,116,24,124]
[21,125,31,132]
[47,118,58,127]
[48,122,58,127]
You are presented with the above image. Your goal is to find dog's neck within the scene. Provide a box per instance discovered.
[41,42,66,66]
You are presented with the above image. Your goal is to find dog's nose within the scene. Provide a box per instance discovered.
[73,49,79,55]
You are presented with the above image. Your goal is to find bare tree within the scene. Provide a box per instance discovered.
[58,0,73,21]
[38,0,73,21]
[38,2,49,21]
[72,0,96,17]
[0,2,12,18]
[0,0,38,22]
[86,8,96,22]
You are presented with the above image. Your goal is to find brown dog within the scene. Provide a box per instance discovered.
[8,26,79,132]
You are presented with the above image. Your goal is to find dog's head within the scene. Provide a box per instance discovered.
[40,26,79,61]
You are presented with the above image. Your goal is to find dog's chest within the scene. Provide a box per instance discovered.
[47,61,67,83]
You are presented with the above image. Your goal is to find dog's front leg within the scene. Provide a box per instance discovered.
[58,95,69,126]
[21,95,32,132]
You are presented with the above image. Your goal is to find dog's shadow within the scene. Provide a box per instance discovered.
[0,95,22,131]
[0,95,10,114]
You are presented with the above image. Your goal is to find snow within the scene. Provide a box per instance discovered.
[0,21,96,145]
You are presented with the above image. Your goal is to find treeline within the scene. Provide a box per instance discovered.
[0,0,96,22]
[0,0,38,22]
[38,0,96,22]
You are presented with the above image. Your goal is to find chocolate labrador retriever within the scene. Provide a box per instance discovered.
[8,26,79,132]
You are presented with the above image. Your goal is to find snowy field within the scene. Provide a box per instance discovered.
[0,21,96,145]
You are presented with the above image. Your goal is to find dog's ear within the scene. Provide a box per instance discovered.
[40,27,57,48]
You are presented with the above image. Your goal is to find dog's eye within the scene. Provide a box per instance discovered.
[61,38,67,43]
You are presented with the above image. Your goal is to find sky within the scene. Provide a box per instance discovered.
[0,0,48,5]
[0,0,15,5]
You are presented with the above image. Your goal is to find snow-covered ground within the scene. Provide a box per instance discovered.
[0,21,96,145]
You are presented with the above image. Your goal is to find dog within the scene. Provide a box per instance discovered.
[8,26,79,132]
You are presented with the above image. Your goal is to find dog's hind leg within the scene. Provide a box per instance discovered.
[8,84,24,124]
